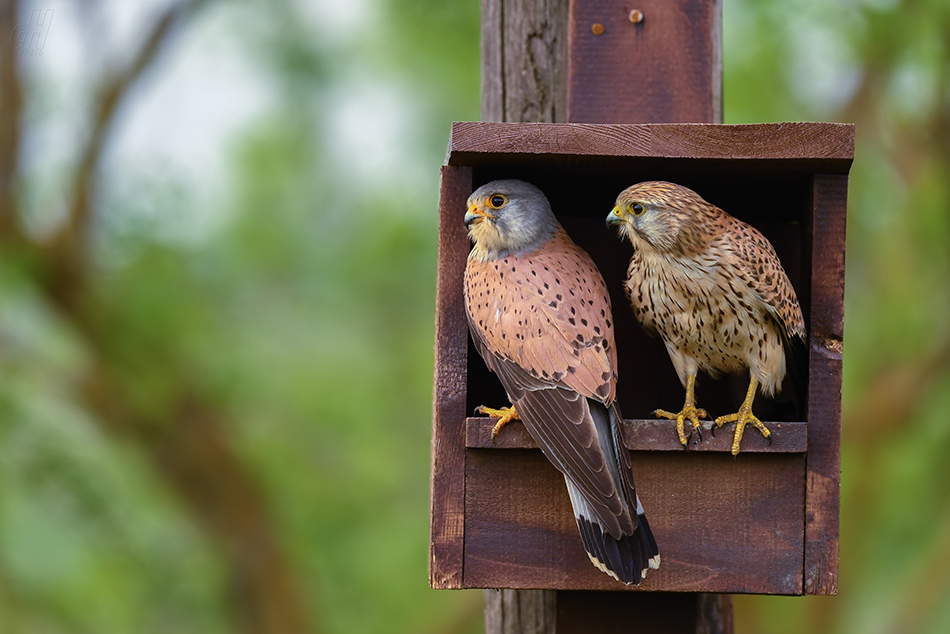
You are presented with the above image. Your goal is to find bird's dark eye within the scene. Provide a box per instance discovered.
[488,194,507,209]
[629,202,645,215]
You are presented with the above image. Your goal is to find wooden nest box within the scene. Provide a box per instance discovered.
[431,121,852,595]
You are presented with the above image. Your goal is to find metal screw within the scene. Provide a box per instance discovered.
[591,22,605,36]
[629,9,644,23]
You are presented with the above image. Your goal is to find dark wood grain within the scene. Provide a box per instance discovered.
[463,449,805,593]
[448,122,855,169]
[465,418,808,453]
[568,0,722,124]
[429,165,473,589]
[480,0,504,122]
[481,0,569,123]
[484,588,556,633]
[697,594,734,634]
[803,174,847,595]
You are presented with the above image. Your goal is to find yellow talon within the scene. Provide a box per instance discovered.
[654,373,707,446]
[475,405,520,438]
[714,376,770,455]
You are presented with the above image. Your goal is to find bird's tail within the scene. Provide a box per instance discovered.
[566,480,660,585]
[565,403,660,585]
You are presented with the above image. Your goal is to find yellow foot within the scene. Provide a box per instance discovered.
[714,406,771,455]
[654,404,708,447]
[475,405,520,438]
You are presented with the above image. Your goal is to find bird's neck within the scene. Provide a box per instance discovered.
[469,224,559,263]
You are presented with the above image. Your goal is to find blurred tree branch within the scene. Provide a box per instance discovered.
[840,0,950,181]
[48,0,213,313]
[1,1,314,632]
[81,364,311,634]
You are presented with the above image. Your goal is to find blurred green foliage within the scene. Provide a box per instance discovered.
[725,1,950,633]
[0,0,948,633]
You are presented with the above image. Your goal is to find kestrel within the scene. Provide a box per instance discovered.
[464,179,659,585]
[606,181,806,455]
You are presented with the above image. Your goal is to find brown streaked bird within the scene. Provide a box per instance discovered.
[606,181,806,455]
[464,179,659,585]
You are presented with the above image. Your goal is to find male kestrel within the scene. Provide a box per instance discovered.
[606,181,806,455]
[464,179,659,585]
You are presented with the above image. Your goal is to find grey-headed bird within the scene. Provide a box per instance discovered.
[465,179,660,585]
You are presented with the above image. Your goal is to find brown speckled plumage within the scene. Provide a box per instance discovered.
[464,179,658,585]
[466,228,618,403]
[608,181,806,453]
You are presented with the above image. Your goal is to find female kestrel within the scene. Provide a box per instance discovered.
[464,179,659,585]
[606,181,806,455]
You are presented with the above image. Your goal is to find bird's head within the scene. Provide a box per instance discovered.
[465,179,558,260]
[606,181,712,255]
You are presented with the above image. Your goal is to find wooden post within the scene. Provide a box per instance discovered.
[480,0,565,627]
[479,0,730,631]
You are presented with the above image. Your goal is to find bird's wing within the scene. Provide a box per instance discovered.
[466,228,617,401]
[471,333,658,582]
[724,216,806,341]
[465,229,633,537]
[469,327,635,540]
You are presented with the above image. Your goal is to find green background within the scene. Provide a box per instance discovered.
[1,1,948,633]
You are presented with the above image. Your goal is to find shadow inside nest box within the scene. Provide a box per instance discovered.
[464,158,811,425]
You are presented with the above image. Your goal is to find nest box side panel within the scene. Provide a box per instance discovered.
[430,165,472,589]
[803,174,847,595]
[463,449,805,593]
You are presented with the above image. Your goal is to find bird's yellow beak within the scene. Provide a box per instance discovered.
[606,205,625,228]
[465,203,494,226]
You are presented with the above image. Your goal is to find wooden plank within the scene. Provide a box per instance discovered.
[568,0,722,124]
[448,121,855,167]
[481,0,569,123]
[484,589,556,633]
[463,449,805,593]
[429,165,473,589]
[465,417,808,453]
[803,174,847,595]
